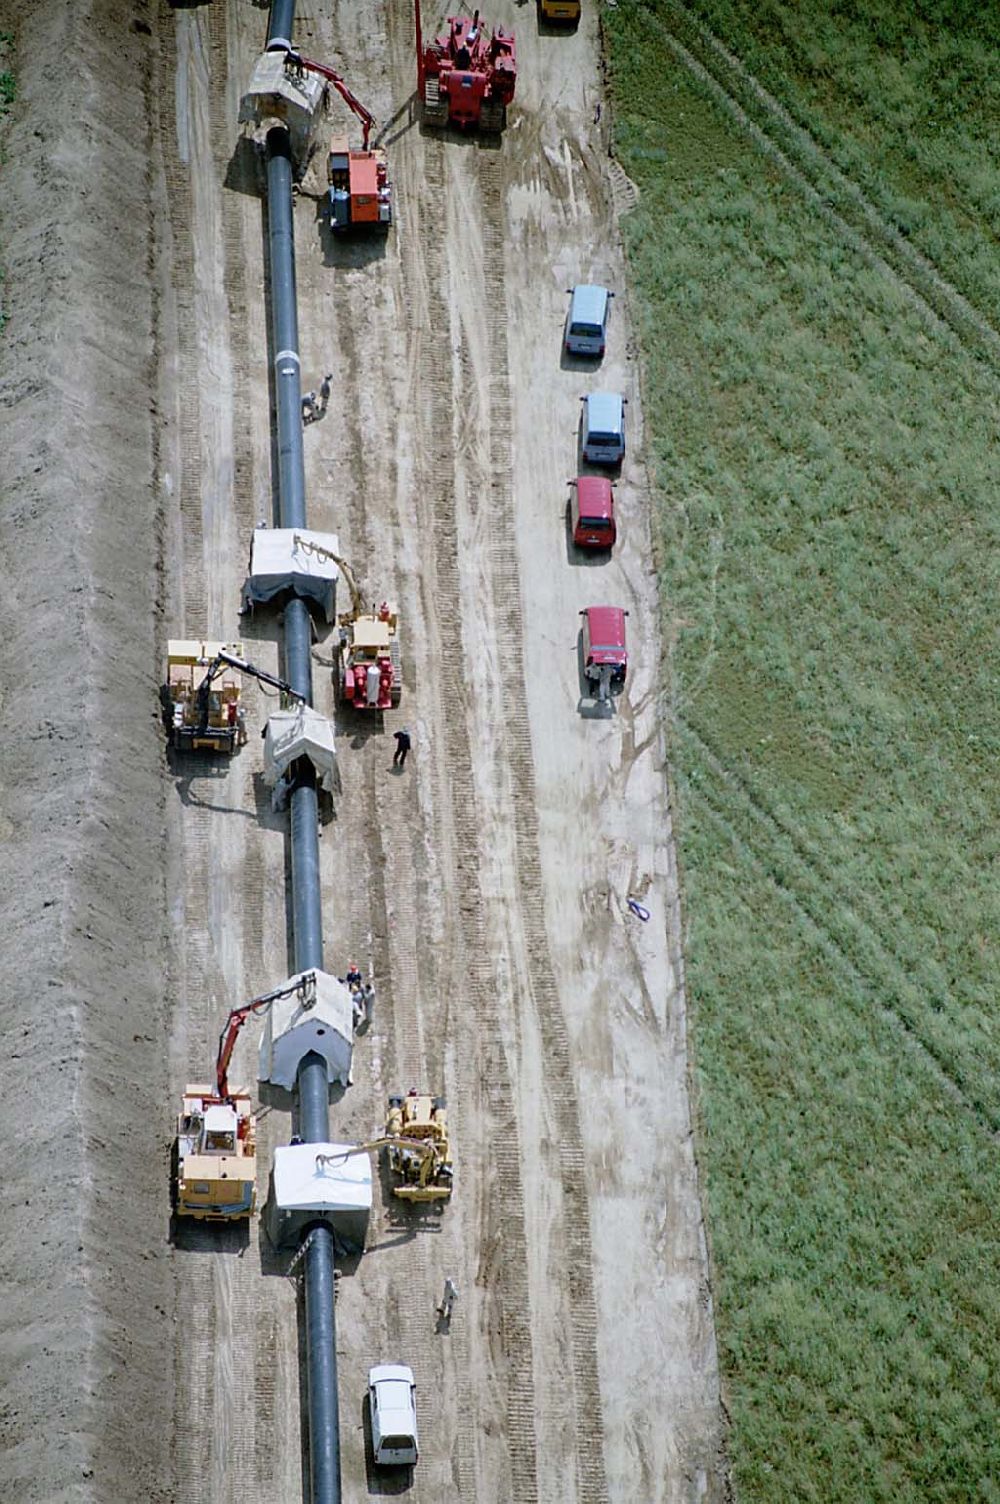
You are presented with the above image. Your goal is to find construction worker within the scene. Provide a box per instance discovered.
[362,981,375,1025]
[319,372,332,408]
[302,390,317,422]
[437,1278,458,1322]
[345,961,362,991]
[392,727,412,768]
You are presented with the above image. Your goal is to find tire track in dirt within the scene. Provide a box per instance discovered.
[476,150,609,1504]
[396,129,540,1501]
[643,0,1000,367]
[163,8,277,1500]
[162,15,205,639]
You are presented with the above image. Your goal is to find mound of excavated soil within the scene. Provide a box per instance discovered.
[0,3,173,1499]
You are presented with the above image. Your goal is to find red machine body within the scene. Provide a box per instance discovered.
[571,475,616,550]
[415,3,516,132]
[339,601,401,712]
[580,605,629,704]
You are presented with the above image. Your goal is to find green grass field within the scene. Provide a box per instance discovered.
[604,3,1000,1498]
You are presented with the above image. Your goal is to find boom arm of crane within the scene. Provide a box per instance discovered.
[206,650,306,701]
[316,1136,438,1185]
[215,972,317,1099]
[291,534,367,620]
[196,649,305,732]
[284,50,375,150]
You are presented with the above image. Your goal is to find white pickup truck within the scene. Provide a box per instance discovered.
[369,1364,419,1467]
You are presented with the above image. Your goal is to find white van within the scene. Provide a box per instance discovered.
[581,391,626,466]
[564,283,612,357]
[369,1364,419,1467]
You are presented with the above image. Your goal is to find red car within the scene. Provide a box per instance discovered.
[571,475,616,550]
[580,606,629,703]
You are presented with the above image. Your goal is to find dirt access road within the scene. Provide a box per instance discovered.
[1,0,723,1499]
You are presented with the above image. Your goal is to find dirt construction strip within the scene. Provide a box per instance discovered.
[0,0,726,1499]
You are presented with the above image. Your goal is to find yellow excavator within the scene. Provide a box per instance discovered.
[315,1092,452,1203]
[165,640,305,753]
[294,534,402,711]
[314,1094,451,1197]
[384,1091,453,1202]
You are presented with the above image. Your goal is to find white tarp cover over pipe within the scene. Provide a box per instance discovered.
[246,527,341,621]
[272,1143,373,1214]
[263,705,338,796]
[258,968,355,1089]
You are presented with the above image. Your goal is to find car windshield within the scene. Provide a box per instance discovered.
[570,322,601,337]
[579,517,611,528]
[589,432,617,446]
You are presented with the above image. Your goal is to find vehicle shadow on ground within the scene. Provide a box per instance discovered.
[537,16,582,38]
[168,1202,251,1256]
[417,115,504,152]
[560,347,604,376]
[378,93,420,150]
[362,1394,414,1496]
[313,194,390,272]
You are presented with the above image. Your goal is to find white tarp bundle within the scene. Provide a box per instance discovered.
[272,1143,373,1214]
[263,706,337,798]
[238,53,325,163]
[258,968,354,1090]
[246,528,341,621]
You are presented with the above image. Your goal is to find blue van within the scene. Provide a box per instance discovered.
[564,284,612,357]
[581,391,626,466]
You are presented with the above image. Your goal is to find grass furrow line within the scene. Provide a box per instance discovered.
[676,714,988,1075]
[681,754,993,1132]
[638,0,1000,367]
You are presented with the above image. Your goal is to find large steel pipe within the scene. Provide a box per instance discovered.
[262,1,341,1496]
[265,130,307,535]
[303,1220,341,1502]
[266,0,296,52]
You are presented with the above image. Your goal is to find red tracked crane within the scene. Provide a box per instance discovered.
[414,2,516,133]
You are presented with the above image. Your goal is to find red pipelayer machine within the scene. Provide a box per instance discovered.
[415,2,516,132]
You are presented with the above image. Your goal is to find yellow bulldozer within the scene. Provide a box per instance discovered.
[385,1091,452,1202]
[315,1091,453,1205]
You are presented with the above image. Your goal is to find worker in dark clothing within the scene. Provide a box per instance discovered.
[319,372,333,409]
[392,727,412,768]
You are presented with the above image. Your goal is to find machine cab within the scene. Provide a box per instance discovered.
[565,283,611,357]
[328,135,392,232]
[580,605,629,702]
[581,391,626,467]
[201,1104,238,1154]
[571,475,616,550]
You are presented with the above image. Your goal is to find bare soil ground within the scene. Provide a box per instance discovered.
[0,0,725,1499]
